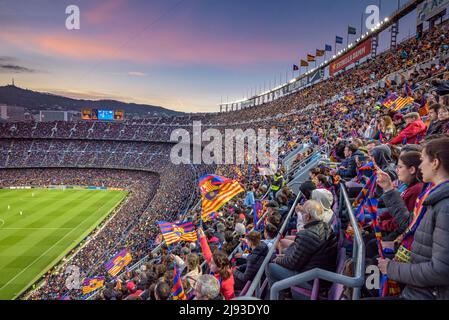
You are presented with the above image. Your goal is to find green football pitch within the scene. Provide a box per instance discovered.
[0,188,128,300]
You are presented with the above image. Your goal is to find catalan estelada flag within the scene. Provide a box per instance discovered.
[171,266,186,300]
[199,175,244,218]
[82,276,105,295]
[104,249,132,277]
[158,220,197,245]
[307,54,316,62]
[391,96,414,112]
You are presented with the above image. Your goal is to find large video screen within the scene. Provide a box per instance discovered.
[98,110,114,120]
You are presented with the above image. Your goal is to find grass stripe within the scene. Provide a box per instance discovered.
[0,189,127,300]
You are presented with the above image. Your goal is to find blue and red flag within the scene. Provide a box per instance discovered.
[172,266,186,300]
[199,174,244,220]
[158,220,197,245]
[104,249,132,277]
[82,276,105,294]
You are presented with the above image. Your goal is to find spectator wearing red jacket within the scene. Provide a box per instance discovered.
[388,113,427,145]
[198,228,235,300]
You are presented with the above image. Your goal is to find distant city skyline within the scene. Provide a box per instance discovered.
[0,0,417,113]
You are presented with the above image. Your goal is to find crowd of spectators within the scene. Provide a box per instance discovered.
[0,19,449,301]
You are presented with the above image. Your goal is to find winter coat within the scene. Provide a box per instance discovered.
[387,182,449,300]
[276,220,337,273]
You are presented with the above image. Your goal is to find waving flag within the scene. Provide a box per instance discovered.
[300,59,309,67]
[316,49,325,57]
[307,54,316,62]
[82,276,105,295]
[336,36,344,44]
[104,249,132,277]
[172,266,186,300]
[391,96,414,112]
[381,92,399,109]
[325,44,332,51]
[199,174,244,218]
[348,25,357,35]
[158,220,197,245]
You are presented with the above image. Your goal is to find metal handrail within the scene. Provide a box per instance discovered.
[289,144,328,174]
[241,190,303,298]
[269,183,365,300]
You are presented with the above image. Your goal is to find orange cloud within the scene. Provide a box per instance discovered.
[0,26,293,66]
[83,0,127,25]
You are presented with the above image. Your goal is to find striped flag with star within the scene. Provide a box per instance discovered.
[199,174,244,219]
[104,249,132,277]
[158,220,197,245]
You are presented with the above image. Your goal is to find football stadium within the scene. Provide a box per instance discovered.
[1,0,449,305]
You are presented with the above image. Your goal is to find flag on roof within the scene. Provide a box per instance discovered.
[348,25,357,35]
[316,49,325,57]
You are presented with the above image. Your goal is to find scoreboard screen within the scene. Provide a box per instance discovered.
[114,110,124,120]
[91,109,98,120]
[81,109,92,120]
[81,109,124,121]
[98,110,114,120]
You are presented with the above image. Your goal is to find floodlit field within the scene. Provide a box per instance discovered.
[0,188,128,300]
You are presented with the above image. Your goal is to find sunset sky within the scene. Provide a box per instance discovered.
[0,0,416,113]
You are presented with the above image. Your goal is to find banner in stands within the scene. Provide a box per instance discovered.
[329,38,372,76]
[417,0,449,24]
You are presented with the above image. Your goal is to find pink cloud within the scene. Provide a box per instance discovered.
[0,26,295,66]
[83,0,127,25]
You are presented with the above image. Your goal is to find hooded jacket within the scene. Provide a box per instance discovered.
[311,189,335,224]
[371,145,398,181]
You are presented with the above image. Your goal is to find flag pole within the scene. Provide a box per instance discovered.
[347,27,349,47]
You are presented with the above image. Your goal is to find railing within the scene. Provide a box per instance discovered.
[268,183,365,300]
[289,144,328,176]
[237,190,303,299]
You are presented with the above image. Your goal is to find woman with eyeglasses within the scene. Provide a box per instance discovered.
[376,137,449,299]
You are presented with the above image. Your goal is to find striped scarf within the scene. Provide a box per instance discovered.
[352,173,377,224]
[381,182,449,297]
